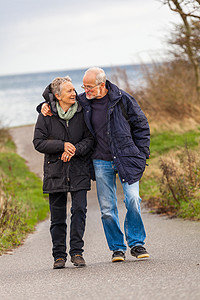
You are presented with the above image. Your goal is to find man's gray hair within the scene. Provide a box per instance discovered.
[51,76,72,96]
[85,67,106,84]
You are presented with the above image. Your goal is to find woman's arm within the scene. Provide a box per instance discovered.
[33,114,64,154]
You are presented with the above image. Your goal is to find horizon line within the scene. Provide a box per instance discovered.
[0,62,154,78]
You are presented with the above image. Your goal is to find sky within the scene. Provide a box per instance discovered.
[0,0,181,76]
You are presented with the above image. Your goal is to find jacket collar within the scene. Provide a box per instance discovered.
[106,80,122,107]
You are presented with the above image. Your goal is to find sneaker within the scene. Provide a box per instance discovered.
[53,258,65,269]
[131,246,149,259]
[112,250,125,262]
[71,255,86,267]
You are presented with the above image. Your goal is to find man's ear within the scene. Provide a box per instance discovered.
[100,82,105,89]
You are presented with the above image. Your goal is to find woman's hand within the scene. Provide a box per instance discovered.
[41,103,53,116]
[61,151,75,162]
[61,142,76,162]
[64,142,76,155]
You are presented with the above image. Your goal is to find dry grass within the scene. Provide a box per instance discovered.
[0,126,13,153]
[144,145,200,219]
[149,117,200,133]
[158,145,200,215]
[112,60,200,133]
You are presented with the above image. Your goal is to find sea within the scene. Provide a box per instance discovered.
[0,64,145,128]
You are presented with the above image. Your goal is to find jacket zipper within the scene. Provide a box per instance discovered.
[107,99,127,181]
[65,120,71,186]
[57,117,71,187]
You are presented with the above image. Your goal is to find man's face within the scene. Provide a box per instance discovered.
[82,72,102,100]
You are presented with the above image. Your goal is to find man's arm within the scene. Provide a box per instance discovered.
[41,103,53,116]
[122,94,150,159]
[36,102,53,116]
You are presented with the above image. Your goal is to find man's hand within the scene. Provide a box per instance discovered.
[41,103,53,116]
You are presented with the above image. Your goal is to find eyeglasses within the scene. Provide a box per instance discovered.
[81,82,102,91]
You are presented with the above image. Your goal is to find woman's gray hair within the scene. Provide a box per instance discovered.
[51,76,72,96]
[84,67,106,84]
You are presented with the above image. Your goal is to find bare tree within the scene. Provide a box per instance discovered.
[161,0,200,99]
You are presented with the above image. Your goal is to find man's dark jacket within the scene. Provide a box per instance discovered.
[78,80,150,185]
[33,84,94,193]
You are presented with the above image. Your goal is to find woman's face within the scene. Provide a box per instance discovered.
[57,82,76,106]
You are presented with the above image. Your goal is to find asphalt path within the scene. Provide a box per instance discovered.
[0,125,199,300]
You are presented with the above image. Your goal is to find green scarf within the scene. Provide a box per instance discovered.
[56,101,78,126]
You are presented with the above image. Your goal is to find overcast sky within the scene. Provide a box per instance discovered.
[0,0,181,76]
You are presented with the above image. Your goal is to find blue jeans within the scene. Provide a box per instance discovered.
[93,160,146,252]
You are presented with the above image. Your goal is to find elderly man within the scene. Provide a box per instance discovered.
[40,67,150,263]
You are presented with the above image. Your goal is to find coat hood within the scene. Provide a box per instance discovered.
[42,84,57,114]
[105,80,122,103]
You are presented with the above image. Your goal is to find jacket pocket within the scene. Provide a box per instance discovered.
[119,155,146,178]
[45,154,63,178]
[119,143,140,156]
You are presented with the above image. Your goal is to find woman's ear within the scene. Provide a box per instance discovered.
[55,94,61,101]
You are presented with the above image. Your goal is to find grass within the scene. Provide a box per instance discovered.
[140,127,200,220]
[0,138,49,255]
[0,152,49,224]
[178,198,200,220]
[150,128,200,159]
[140,177,161,200]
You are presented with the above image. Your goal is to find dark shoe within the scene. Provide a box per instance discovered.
[71,255,86,267]
[53,258,65,269]
[112,250,125,262]
[131,246,149,259]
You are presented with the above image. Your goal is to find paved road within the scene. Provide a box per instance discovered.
[0,125,199,300]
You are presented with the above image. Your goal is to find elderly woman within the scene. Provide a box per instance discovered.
[33,77,94,269]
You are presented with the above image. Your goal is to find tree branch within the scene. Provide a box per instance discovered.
[162,0,200,19]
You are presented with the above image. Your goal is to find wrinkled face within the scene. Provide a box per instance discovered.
[82,72,102,100]
[56,82,76,105]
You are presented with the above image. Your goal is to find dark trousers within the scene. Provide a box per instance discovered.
[49,190,87,261]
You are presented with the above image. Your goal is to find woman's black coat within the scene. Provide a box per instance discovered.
[33,85,94,194]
